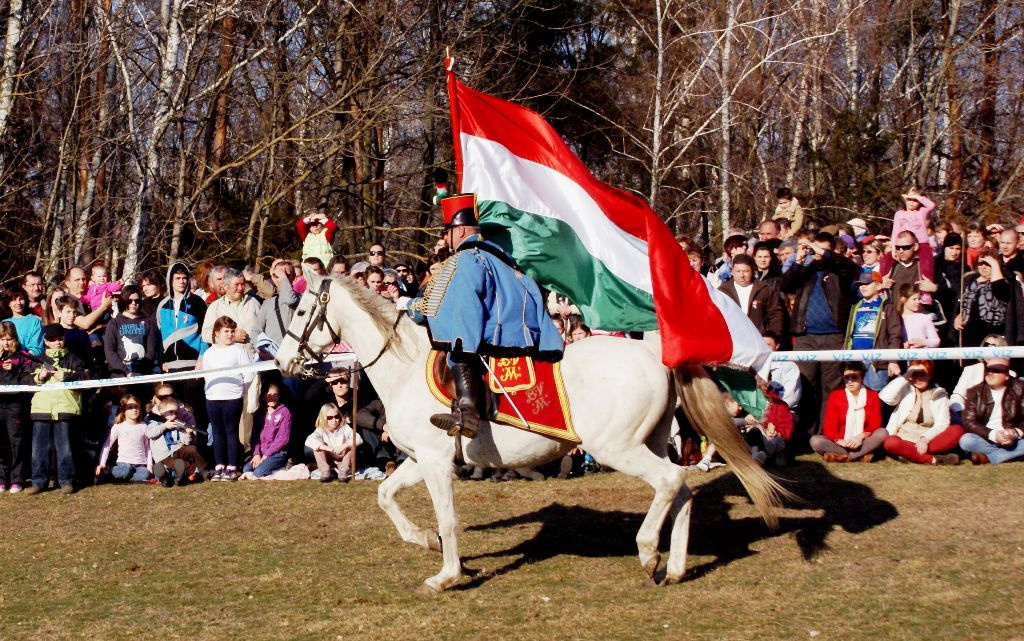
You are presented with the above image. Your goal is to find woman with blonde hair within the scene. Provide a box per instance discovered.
[304,401,362,483]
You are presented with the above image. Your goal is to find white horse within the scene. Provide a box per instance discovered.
[276,271,787,593]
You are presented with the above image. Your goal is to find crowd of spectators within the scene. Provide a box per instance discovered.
[2,192,1024,495]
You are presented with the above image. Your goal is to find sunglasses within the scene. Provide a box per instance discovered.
[265,393,279,399]
[383,280,397,286]
[395,268,409,273]
[982,341,999,347]
[330,379,350,386]
[985,366,1010,374]
[894,244,915,251]
[127,298,141,304]
[326,415,342,420]
[369,250,385,256]
[843,374,863,382]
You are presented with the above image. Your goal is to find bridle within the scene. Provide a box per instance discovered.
[284,278,402,378]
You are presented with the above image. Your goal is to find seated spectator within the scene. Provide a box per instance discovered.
[297,211,337,269]
[147,398,206,487]
[949,334,1013,416]
[898,283,940,348]
[356,393,406,477]
[146,383,197,429]
[2,286,43,355]
[811,362,886,462]
[103,286,161,377]
[0,321,35,493]
[959,357,1024,465]
[954,249,1010,347]
[763,331,801,409]
[25,324,90,495]
[242,384,291,479]
[844,271,901,390]
[305,402,362,482]
[879,360,961,465]
[95,395,152,482]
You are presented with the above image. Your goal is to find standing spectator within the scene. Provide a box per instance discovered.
[954,249,1010,347]
[327,257,349,279]
[844,272,902,389]
[879,188,936,291]
[3,286,44,356]
[62,265,115,336]
[718,254,784,336]
[881,231,938,303]
[959,357,1024,464]
[156,262,208,439]
[43,286,66,324]
[95,395,152,482]
[710,234,749,286]
[305,402,361,482]
[751,242,782,287]
[858,239,885,282]
[933,233,964,343]
[879,361,961,465]
[25,324,89,495]
[297,211,337,267]
[138,270,165,320]
[393,263,416,297]
[22,271,45,318]
[846,217,869,243]
[254,260,299,357]
[997,228,1024,279]
[364,266,384,292]
[898,284,941,348]
[54,296,91,363]
[103,286,162,377]
[0,322,34,492]
[380,269,403,303]
[197,316,256,481]
[241,383,291,479]
[773,187,804,234]
[964,220,987,270]
[782,231,859,431]
[367,243,387,268]
[811,362,886,462]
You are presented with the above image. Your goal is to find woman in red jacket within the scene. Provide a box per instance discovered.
[811,361,887,462]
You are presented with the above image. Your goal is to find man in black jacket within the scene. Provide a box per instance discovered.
[782,231,859,434]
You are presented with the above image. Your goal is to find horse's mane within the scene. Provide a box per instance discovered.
[331,275,418,361]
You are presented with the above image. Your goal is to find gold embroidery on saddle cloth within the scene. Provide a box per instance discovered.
[488,356,536,393]
[413,253,459,318]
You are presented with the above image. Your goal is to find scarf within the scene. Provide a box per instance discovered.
[961,278,1006,327]
[896,387,936,441]
[844,388,867,440]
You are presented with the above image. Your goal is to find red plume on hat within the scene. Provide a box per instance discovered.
[441,193,479,228]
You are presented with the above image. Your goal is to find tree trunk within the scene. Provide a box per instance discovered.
[718,0,736,236]
[977,0,997,197]
[0,0,24,174]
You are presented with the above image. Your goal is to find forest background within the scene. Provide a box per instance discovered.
[0,0,1021,282]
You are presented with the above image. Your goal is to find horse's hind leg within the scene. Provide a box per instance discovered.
[661,485,693,585]
[377,459,441,552]
[589,443,688,581]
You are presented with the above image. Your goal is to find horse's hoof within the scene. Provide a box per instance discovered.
[415,582,443,596]
[642,553,661,579]
[427,531,443,553]
[660,573,683,587]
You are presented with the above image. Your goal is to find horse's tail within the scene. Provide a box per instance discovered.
[673,364,793,529]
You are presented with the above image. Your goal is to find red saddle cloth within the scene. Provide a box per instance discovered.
[425,351,579,443]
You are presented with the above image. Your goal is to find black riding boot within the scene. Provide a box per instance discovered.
[430,361,483,438]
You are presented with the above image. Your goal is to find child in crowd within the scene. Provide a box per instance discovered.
[25,324,89,495]
[305,402,361,482]
[147,398,206,487]
[54,295,91,362]
[82,263,124,311]
[147,383,197,429]
[898,283,940,348]
[241,383,291,479]
[880,187,936,296]
[297,211,337,268]
[95,395,151,483]
[567,315,591,343]
[197,316,255,482]
[0,322,35,493]
[773,187,804,234]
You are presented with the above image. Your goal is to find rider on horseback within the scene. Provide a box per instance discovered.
[397,193,564,438]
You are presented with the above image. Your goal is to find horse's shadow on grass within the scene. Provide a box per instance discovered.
[457,460,897,589]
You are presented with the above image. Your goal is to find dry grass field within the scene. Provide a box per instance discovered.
[1,458,1022,641]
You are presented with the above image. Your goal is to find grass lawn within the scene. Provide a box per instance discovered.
[1,457,1022,641]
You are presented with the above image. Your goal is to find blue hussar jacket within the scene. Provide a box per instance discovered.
[407,235,563,361]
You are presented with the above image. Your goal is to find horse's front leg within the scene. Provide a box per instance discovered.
[417,453,463,593]
[377,458,442,552]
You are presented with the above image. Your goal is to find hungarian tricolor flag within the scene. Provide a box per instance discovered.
[447,65,770,375]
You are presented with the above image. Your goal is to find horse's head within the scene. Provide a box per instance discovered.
[276,266,341,376]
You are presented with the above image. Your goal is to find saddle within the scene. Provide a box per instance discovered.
[426,351,579,443]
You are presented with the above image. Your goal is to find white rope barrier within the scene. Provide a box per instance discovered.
[769,346,1024,363]
[0,353,356,393]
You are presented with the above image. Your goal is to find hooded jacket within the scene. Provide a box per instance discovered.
[29,348,89,420]
[155,262,208,372]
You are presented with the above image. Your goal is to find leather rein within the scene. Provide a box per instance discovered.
[284,278,402,379]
